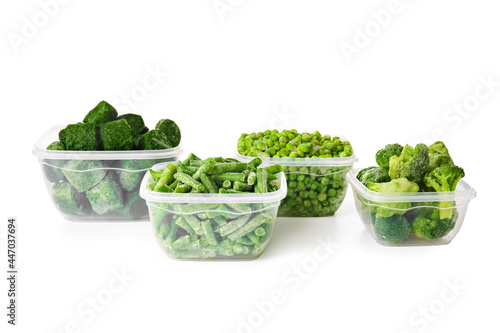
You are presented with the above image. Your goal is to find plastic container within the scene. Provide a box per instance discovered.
[347,169,476,246]
[33,125,183,221]
[140,162,287,260]
[236,153,357,217]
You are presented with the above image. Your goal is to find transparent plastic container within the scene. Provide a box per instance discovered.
[347,169,476,246]
[236,153,357,217]
[33,125,183,221]
[140,162,287,260]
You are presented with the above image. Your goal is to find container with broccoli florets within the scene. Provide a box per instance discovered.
[347,141,476,246]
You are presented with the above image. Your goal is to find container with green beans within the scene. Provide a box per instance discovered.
[237,130,357,217]
[139,156,287,260]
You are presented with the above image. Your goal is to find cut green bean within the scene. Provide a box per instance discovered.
[254,227,266,236]
[224,158,240,163]
[200,173,218,194]
[219,188,245,194]
[233,181,253,192]
[181,213,203,235]
[165,221,179,245]
[183,153,201,165]
[209,162,248,174]
[149,169,162,181]
[222,180,232,189]
[215,173,246,182]
[179,163,197,175]
[228,214,272,241]
[264,164,283,174]
[174,172,205,192]
[219,214,251,236]
[174,184,191,193]
[168,180,180,190]
[153,163,177,191]
[154,182,173,193]
[192,157,216,180]
[172,235,191,248]
[175,216,196,235]
[247,233,259,244]
[255,168,268,193]
[247,171,257,185]
[248,157,262,168]
[226,203,252,213]
[201,220,218,246]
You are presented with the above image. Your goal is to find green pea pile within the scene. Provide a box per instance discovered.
[237,129,353,158]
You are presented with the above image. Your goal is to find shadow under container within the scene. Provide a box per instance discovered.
[140,162,287,260]
[347,169,476,246]
[33,125,183,221]
[237,154,357,217]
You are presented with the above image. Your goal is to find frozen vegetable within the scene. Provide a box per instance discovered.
[156,119,181,147]
[59,123,98,151]
[136,130,172,150]
[117,113,146,138]
[98,119,134,151]
[237,129,353,158]
[148,155,281,194]
[44,141,67,182]
[388,144,429,183]
[51,182,85,215]
[358,141,466,244]
[86,176,124,215]
[83,101,118,125]
[55,101,181,151]
[118,159,153,192]
[62,160,107,192]
[356,166,390,186]
[375,144,403,168]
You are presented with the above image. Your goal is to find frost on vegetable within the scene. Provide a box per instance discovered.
[98,119,134,151]
[83,101,118,125]
[59,123,98,151]
[86,176,124,215]
[62,160,107,192]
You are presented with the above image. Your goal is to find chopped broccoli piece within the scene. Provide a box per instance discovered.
[62,160,107,192]
[44,141,67,182]
[98,119,134,151]
[156,119,181,147]
[83,101,117,125]
[136,129,172,150]
[118,159,154,191]
[427,141,454,172]
[86,176,124,215]
[117,113,146,138]
[121,192,148,219]
[357,166,391,186]
[413,208,457,239]
[423,164,465,219]
[59,123,98,151]
[373,214,412,244]
[375,143,403,168]
[389,144,429,183]
[51,182,85,215]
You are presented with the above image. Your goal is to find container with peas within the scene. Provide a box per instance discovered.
[237,129,357,217]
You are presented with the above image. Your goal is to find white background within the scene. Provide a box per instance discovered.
[1,1,499,332]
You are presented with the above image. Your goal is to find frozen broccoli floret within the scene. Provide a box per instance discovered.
[373,214,411,244]
[424,164,465,219]
[83,101,117,125]
[118,159,153,191]
[375,143,403,168]
[357,166,391,186]
[51,182,85,215]
[43,141,67,182]
[412,207,457,239]
[367,178,420,193]
[136,129,172,150]
[156,119,181,147]
[98,119,134,151]
[59,123,98,151]
[117,113,146,138]
[62,160,107,192]
[367,178,419,217]
[389,144,429,183]
[86,176,124,215]
[121,192,148,219]
[427,141,454,172]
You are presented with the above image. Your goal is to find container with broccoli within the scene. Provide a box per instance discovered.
[33,101,183,221]
[139,155,287,260]
[237,129,356,217]
[347,141,476,246]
